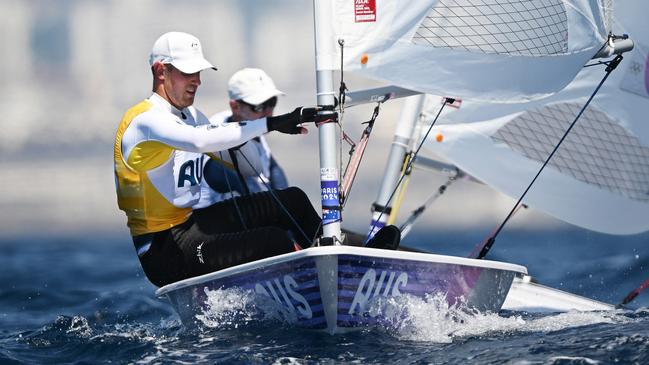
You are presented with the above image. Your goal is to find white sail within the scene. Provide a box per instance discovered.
[317,0,608,102]
[423,0,649,235]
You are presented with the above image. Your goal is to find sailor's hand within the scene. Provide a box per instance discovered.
[266,107,311,135]
[266,107,338,134]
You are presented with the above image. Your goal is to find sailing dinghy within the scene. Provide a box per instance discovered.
[157,246,526,332]
[156,0,624,333]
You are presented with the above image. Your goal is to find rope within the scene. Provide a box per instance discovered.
[338,39,347,198]
[334,38,383,210]
[399,173,458,238]
[366,98,454,242]
[619,277,649,307]
[476,54,625,259]
[340,103,381,206]
[337,39,348,112]
[235,149,313,245]
[217,151,248,230]
[469,204,527,259]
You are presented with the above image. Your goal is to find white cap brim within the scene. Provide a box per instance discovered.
[240,88,285,105]
[171,58,217,74]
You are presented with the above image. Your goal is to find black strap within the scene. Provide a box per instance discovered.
[371,203,392,215]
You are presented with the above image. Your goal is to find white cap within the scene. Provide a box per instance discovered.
[228,68,284,105]
[149,32,216,74]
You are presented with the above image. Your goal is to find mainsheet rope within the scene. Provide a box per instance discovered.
[399,173,458,238]
[218,150,249,230]
[235,150,316,245]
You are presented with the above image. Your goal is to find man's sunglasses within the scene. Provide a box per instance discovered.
[238,97,278,113]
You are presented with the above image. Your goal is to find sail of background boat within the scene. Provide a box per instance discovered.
[419,0,649,235]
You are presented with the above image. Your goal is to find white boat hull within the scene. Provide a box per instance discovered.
[502,275,614,313]
[157,246,527,334]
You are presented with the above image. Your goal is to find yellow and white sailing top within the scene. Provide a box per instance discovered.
[114,93,268,236]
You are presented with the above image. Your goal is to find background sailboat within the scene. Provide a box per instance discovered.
[369,0,648,311]
[420,0,649,236]
[339,0,620,236]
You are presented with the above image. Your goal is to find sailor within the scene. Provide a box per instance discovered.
[113,32,323,287]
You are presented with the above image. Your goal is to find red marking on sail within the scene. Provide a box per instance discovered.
[355,0,376,23]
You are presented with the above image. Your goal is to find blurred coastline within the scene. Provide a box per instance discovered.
[0,0,565,240]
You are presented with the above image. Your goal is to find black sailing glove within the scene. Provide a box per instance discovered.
[266,107,319,134]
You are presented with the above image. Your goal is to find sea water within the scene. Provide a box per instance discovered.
[1,229,648,364]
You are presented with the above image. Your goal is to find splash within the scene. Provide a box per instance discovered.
[24,315,95,345]
[366,293,629,343]
[93,322,160,344]
[64,315,93,338]
[195,287,298,329]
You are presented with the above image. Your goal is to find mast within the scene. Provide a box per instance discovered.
[313,0,342,244]
[368,94,425,238]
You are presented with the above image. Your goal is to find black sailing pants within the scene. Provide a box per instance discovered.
[138,187,322,287]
